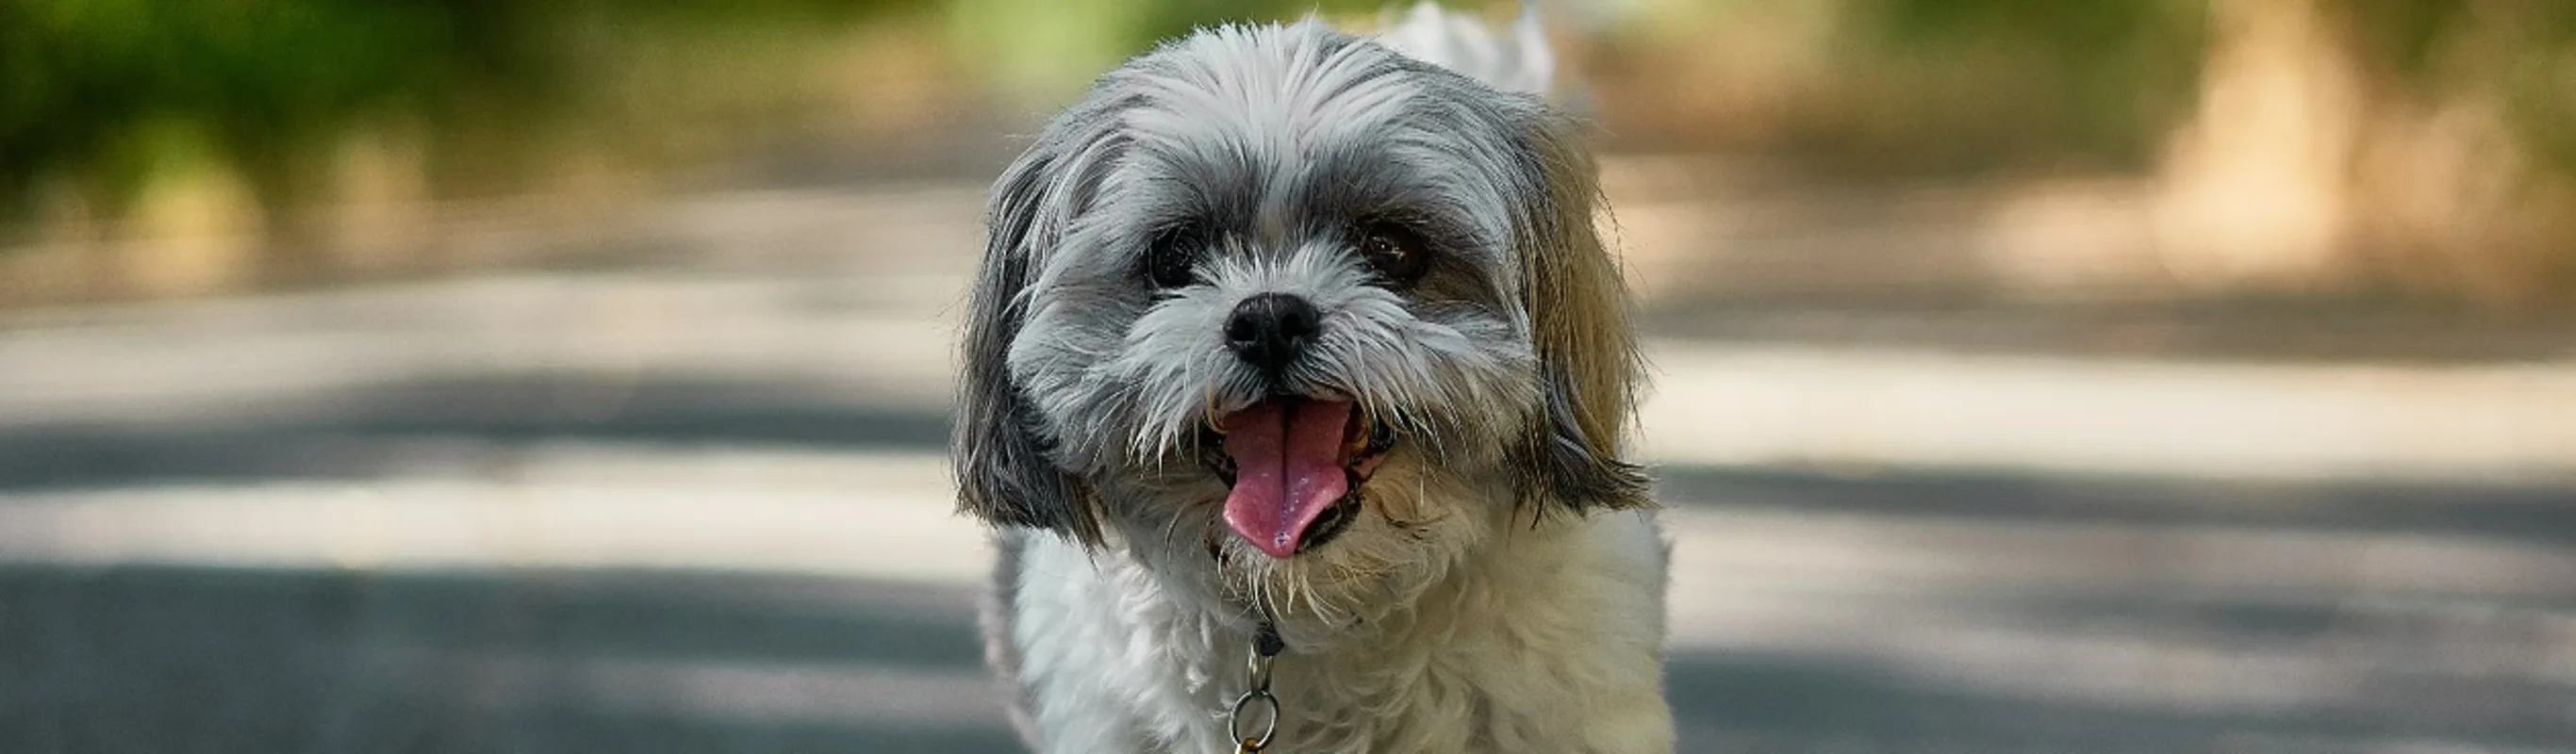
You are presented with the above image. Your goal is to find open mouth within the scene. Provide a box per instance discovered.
[1201,396,1396,559]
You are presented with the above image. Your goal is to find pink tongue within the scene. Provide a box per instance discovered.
[1220,399,1354,559]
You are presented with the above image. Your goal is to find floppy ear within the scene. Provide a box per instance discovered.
[954,140,1105,545]
[1510,110,1653,514]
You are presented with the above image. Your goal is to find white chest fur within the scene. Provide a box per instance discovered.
[991,510,1675,753]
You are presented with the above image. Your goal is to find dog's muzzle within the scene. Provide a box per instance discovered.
[1200,292,1403,558]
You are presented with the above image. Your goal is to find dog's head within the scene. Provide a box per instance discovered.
[956,18,1644,627]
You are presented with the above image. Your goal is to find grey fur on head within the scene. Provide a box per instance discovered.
[953,20,1645,557]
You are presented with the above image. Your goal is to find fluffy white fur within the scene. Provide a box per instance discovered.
[958,6,1673,752]
[1000,509,1670,752]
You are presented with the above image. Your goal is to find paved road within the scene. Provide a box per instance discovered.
[5,185,2574,753]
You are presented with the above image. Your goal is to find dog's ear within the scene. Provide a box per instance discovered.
[954,137,1106,546]
[1509,109,1653,515]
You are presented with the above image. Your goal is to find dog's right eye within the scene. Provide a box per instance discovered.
[1143,223,1205,289]
[1356,220,1431,287]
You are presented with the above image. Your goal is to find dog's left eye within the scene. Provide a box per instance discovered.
[1356,221,1429,287]
[1144,222,1206,289]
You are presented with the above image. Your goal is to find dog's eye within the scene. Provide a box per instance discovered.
[1144,223,1205,289]
[1356,221,1429,287]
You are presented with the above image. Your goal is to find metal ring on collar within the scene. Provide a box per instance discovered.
[1229,689,1279,751]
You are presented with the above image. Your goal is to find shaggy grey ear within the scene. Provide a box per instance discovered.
[954,141,1105,545]
[1509,108,1653,515]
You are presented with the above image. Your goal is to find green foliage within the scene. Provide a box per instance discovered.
[2,0,521,217]
[1836,0,2576,179]
[948,0,1388,100]
[8,0,2573,223]
[2337,1,2576,178]
[1827,0,2208,173]
[0,0,932,222]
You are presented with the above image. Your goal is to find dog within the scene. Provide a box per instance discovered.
[956,4,1672,751]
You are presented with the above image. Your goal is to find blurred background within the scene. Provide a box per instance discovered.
[3,0,2574,751]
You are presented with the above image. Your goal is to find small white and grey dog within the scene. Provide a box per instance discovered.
[957,5,1672,751]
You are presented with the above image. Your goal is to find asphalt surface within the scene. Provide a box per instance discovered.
[4,184,2574,753]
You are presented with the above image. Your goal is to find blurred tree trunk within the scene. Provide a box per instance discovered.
[2152,0,2356,290]
[2154,0,2576,306]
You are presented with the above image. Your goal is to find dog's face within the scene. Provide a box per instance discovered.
[958,21,1645,629]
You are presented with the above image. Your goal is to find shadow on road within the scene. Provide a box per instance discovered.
[8,562,2568,753]
[1659,465,2576,550]
[0,566,1018,754]
[5,374,2574,752]
[0,374,951,492]
[1667,645,2573,753]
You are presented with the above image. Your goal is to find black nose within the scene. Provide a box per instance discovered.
[1225,293,1320,374]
